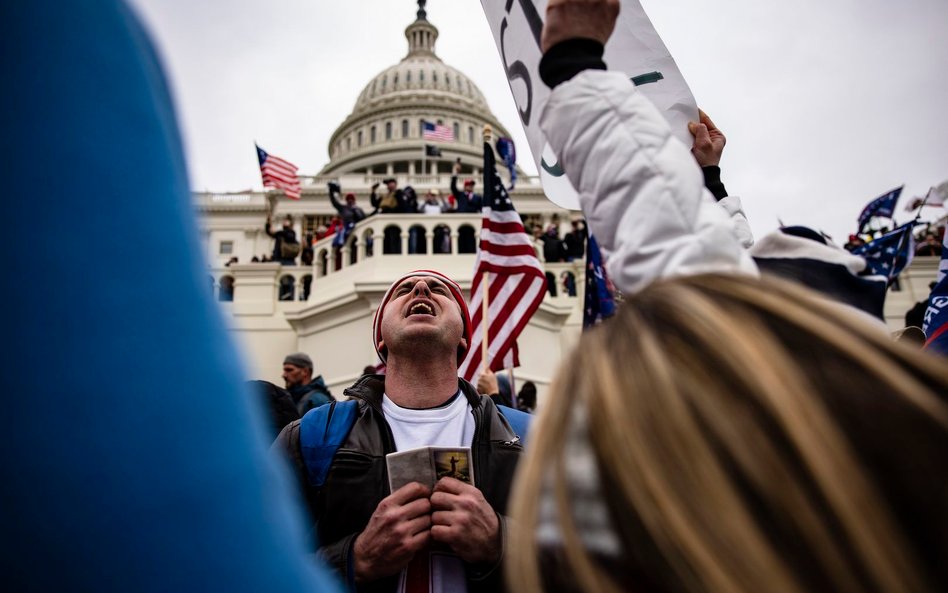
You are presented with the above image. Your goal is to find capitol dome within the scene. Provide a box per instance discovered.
[320,2,513,177]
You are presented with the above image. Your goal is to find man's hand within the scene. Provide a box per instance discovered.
[430,478,501,566]
[371,182,380,190]
[476,369,499,396]
[452,161,461,175]
[352,482,432,583]
[327,181,341,194]
[541,0,620,53]
[688,109,726,168]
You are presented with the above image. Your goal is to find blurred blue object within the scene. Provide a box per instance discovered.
[0,1,341,591]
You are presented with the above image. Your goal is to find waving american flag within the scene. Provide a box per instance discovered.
[458,142,545,382]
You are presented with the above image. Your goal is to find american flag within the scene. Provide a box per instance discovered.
[256,144,301,200]
[422,120,454,142]
[458,142,545,382]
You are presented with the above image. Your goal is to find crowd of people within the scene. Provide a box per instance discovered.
[16,1,948,593]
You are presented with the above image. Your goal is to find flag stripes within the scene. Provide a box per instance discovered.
[458,141,545,382]
[422,120,454,142]
[256,144,301,200]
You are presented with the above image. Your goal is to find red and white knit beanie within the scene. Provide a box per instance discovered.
[372,270,473,364]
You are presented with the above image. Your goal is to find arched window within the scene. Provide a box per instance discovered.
[381,75,387,90]
[347,235,359,265]
[279,275,295,301]
[346,137,351,151]
[218,276,234,302]
[370,125,376,143]
[406,70,412,83]
[432,71,438,84]
[317,249,328,277]
[468,126,474,144]
[363,228,375,258]
[458,225,477,254]
[453,123,460,141]
[409,225,427,255]
[402,119,409,138]
[419,70,425,82]
[385,122,392,140]
[393,73,399,86]
[419,119,425,136]
[545,272,558,297]
[383,225,402,255]
[433,225,451,254]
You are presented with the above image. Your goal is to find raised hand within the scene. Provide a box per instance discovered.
[541,0,621,53]
[688,109,726,167]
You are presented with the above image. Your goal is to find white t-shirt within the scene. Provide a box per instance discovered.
[382,392,475,593]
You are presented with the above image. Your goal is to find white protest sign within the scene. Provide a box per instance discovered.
[479,0,697,210]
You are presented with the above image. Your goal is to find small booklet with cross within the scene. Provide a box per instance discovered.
[386,446,474,492]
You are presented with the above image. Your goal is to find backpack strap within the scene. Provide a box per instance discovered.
[299,399,359,488]
[496,405,532,447]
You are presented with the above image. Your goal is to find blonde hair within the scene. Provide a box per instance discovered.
[509,273,948,593]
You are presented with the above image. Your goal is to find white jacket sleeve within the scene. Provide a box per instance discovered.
[540,70,758,294]
[719,195,755,248]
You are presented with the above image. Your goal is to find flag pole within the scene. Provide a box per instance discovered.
[508,367,516,408]
[481,271,490,374]
[480,124,494,374]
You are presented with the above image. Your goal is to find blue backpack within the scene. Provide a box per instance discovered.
[299,399,531,488]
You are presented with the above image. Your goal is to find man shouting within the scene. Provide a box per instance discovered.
[275,270,527,592]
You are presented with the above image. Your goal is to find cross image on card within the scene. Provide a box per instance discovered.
[386,446,474,492]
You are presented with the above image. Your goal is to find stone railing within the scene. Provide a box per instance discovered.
[207,212,588,305]
[309,212,484,279]
[298,173,544,189]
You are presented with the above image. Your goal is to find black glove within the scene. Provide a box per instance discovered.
[327,181,341,194]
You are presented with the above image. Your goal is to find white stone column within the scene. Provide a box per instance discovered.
[230,263,280,315]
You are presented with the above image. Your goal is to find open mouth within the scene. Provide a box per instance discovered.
[408,302,435,317]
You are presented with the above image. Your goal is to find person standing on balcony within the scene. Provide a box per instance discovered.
[265,214,299,265]
[328,182,368,264]
[563,219,587,261]
[328,182,367,227]
[450,161,483,213]
[371,177,406,214]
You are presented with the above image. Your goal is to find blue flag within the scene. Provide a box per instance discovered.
[857,186,903,231]
[923,234,948,354]
[852,222,917,282]
[583,235,616,328]
[495,138,517,190]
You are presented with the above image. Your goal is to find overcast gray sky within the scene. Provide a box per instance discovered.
[129,0,947,242]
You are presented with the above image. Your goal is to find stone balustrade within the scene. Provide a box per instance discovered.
[207,212,590,305]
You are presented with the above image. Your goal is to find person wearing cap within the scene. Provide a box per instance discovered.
[281,352,333,415]
[419,188,448,215]
[450,161,483,213]
[328,182,367,226]
[371,177,406,214]
[274,270,524,592]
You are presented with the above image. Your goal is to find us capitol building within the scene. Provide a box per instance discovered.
[194,3,939,397]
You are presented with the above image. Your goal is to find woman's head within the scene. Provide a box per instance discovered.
[509,273,948,593]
